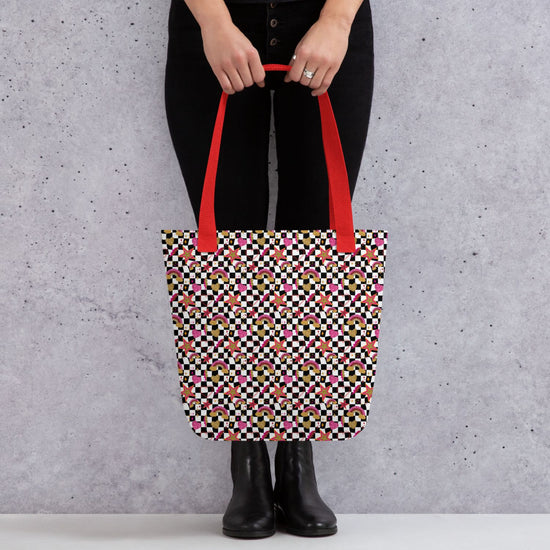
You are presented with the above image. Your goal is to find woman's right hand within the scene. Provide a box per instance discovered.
[200,19,266,94]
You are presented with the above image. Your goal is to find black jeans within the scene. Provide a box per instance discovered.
[164,0,374,231]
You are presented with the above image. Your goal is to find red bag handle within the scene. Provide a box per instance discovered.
[197,63,356,253]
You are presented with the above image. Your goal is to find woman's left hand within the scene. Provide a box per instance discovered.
[284,14,351,96]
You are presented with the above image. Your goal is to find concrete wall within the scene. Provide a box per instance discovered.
[1,0,548,512]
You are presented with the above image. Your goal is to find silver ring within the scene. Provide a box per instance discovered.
[303,68,315,79]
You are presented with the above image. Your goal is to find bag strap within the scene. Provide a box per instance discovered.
[197,63,356,253]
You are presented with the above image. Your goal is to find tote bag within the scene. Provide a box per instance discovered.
[161,64,388,441]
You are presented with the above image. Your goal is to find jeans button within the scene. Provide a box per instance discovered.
[269,37,278,46]
[270,18,278,28]
[269,2,277,8]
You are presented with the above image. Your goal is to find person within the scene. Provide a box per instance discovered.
[164,0,374,539]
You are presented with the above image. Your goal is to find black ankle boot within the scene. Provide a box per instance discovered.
[274,440,337,537]
[222,440,275,538]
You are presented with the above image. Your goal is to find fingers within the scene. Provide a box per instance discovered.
[218,71,236,95]
[311,66,336,97]
[220,66,245,94]
[284,49,317,84]
[249,55,266,88]
[299,64,320,87]
[283,54,299,83]
[202,20,268,95]
[284,49,336,96]
[218,50,265,94]
[304,60,326,89]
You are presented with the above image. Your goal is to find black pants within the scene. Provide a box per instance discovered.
[164,0,374,231]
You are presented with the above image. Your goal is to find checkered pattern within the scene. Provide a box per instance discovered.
[161,228,388,441]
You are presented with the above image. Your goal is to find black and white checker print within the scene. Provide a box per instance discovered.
[161,229,388,441]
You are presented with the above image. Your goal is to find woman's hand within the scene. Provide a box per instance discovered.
[200,19,266,94]
[284,15,352,96]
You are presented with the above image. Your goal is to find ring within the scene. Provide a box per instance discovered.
[291,54,297,60]
[303,68,315,79]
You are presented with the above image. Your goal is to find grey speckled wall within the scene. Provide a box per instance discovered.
[1,0,549,513]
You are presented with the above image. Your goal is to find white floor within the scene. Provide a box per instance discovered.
[0,514,548,550]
